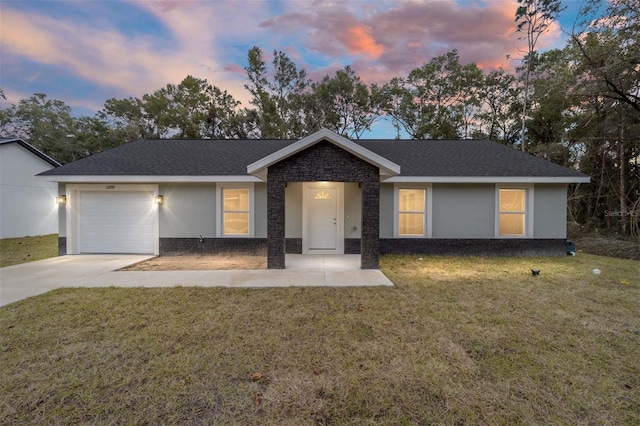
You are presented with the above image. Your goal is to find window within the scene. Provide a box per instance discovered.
[498,188,527,236]
[398,188,426,237]
[222,187,250,236]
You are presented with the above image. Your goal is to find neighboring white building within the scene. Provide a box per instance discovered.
[0,138,61,238]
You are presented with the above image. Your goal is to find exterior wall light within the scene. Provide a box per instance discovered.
[56,195,66,205]
[155,195,164,205]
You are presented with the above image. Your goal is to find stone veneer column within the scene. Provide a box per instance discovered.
[267,179,286,269]
[361,181,380,269]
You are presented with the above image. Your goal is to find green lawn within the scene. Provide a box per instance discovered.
[1,254,638,424]
[0,234,58,268]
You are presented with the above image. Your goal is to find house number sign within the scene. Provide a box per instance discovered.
[105,185,116,190]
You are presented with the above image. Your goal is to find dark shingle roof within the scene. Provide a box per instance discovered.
[39,138,587,179]
[1,138,61,167]
[356,139,584,177]
[39,139,294,176]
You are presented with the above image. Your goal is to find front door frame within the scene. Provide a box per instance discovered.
[302,182,344,254]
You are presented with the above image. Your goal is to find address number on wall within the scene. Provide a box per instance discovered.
[105,185,116,190]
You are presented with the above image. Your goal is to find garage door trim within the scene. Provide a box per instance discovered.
[65,184,160,255]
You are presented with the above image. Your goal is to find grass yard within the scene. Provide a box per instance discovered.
[1,254,639,425]
[0,234,58,268]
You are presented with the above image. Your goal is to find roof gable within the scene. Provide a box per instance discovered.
[246,128,400,180]
[0,138,61,167]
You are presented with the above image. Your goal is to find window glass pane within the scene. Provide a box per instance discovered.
[224,212,249,235]
[499,214,525,236]
[314,190,332,200]
[399,213,424,236]
[224,188,249,211]
[499,189,525,212]
[399,189,425,212]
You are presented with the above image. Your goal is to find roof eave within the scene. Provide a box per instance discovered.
[35,175,264,183]
[387,176,591,184]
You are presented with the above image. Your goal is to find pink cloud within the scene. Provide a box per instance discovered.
[260,0,563,82]
[222,63,246,76]
[342,25,385,58]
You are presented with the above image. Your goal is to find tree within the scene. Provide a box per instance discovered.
[102,76,247,140]
[515,0,565,152]
[310,66,382,139]
[12,93,78,163]
[476,68,521,145]
[245,46,310,138]
[570,0,640,233]
[526,48,577,166]
[101,96,150,140]
[381,50,482,139]
[0,89,18,137]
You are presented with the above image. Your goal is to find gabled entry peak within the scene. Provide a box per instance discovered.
[247,128,400,181]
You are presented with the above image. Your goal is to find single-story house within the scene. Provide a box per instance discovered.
[38,128,589,269]
[0,138,61,238]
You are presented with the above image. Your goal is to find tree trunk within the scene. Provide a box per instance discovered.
[520,59,531,153]
[619,120,627,233]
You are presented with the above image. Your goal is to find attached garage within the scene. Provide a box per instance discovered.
[65,185,160,255]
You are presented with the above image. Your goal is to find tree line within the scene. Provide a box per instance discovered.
[0,0,637,237]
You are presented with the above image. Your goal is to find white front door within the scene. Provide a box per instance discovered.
[303,183,344,254]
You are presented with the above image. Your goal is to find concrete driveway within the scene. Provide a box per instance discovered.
[0,255,153,307]
[0,254,393,307]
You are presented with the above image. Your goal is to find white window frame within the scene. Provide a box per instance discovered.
[393,183,432,238]
[495,184,534,238]
[216,183,254,237]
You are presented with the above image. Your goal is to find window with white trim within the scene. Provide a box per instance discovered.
[498,188,528,236]
[222,187,250,236]
[398,188,427,237]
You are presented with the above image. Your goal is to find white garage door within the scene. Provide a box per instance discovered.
[79,191,156,254]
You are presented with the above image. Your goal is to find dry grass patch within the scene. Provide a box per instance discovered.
[573,236,640,260]
[1,254,638,424]
[0,234,58,268]
[121,255,267,271]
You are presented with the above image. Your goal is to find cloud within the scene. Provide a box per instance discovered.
[260,0,563,83]
[0,0,565,119]
[0,1,276,107]
[1,8,193,95]
[343,25,385,58]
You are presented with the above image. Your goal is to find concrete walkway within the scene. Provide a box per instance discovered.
[0,254,394,307]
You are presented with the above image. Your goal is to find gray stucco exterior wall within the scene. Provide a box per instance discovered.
[534,184,567,238]
[159,184,216,238]
[344,183,362,239]
[254,183,268,238]
[58,183,66,238]
[432,184,495,238]
[285,182,302,238]
[379,183,394,238]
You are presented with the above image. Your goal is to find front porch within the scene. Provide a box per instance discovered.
[246,129,401,270]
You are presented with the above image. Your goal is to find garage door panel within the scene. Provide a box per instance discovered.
[79,191,157,254]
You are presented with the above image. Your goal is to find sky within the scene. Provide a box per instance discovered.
[0,0,584,137]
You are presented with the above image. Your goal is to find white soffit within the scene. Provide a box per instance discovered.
[246,128,401,179]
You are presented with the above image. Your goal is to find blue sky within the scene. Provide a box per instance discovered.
[0,0,584,137]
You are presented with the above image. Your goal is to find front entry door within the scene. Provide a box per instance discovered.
[303,183,344,254]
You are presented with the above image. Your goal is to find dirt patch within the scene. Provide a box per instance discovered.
[120,255,267,271]
[572,237,640,261]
